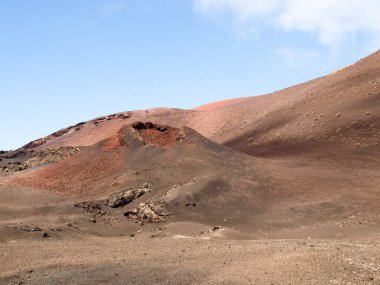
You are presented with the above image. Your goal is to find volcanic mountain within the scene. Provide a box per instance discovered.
[2,50,380,285]
[1,50,380,239]
[4,122,276,232]
[15,50,380,160]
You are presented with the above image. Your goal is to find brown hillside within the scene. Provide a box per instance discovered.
[16,51,380,164]
[1,50,380,239]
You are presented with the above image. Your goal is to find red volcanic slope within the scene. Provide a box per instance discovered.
[8,123,185,196]
[17,50,380,161]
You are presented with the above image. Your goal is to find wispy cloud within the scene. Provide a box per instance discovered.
[194,0,380,49]
[102,2,125,17]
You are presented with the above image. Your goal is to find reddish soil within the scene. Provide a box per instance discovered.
[7,134,129,196]
[8,149,125,197]
[5,123,185,197]
[102,130,126,151]
[131,122,182,148]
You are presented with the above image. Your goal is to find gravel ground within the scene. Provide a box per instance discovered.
[1,237,379,285]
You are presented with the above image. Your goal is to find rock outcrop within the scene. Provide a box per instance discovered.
[124,202,169,224]
[106,183,152,208]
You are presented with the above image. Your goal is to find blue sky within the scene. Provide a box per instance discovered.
[1,0,379,150]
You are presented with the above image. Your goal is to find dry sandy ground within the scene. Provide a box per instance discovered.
[1,237,379,285]
[0,184,379,285]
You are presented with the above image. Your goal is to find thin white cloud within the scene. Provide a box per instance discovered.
[194,0,380,48]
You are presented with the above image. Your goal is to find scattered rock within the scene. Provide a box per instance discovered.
[124,202,169,224]
[50,228,62,232]
[150,233,166,238]
[23,146,85,169]
[118,113,131,119]
[42,232,49,238]
[74,201,108,215]
[52,128,70,138]
[142,182,151,188]
[0,161,27,172]
[74,122,86,127]
[0,146,85,173]
[106,183,152,208]
[66,222,78,228]
[30,227,42,232]
[16,226,42,232]
[211,226,222,231]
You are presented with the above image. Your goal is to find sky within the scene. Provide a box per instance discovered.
[1,0,379,150]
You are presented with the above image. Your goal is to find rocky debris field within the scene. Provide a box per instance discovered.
[125,202,170,224]
[22,112,132,150]
[0,146,84,173]
[22,147,85,168]
[73,201,110,216]
[72,183,170,226]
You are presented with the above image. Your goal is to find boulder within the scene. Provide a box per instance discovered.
[106,183,152,208]
[124,202,169,223]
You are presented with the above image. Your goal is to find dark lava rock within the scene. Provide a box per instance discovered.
[106,183,152,208]
[212,226,222,231]
[74,201,107,215]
